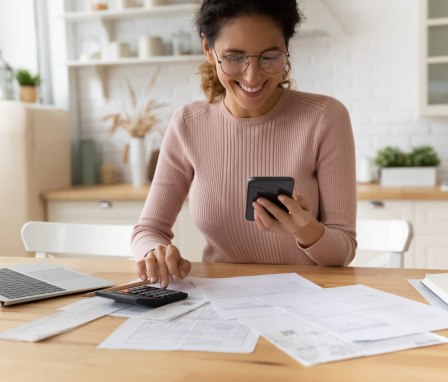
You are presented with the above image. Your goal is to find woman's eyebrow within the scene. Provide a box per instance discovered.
[221,46,283,54]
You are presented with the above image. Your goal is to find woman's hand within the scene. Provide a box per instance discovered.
[136,244,191,288]
[252,194,324,248]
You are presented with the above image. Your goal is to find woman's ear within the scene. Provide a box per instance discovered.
[202,34,214,65]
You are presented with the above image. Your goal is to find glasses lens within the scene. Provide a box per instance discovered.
[221,54,248,75]
[259,51,288,74]
[218,51,289,75]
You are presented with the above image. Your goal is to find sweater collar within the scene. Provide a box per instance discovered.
[217,88,290,126]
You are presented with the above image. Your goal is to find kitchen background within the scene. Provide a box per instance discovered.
[2,0,448,183]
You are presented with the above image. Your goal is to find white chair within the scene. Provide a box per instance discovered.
[21,221,134,258]
[354,219,413,268]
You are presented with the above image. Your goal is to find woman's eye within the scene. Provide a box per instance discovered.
[225,55,246,64]
[261,53,279,62]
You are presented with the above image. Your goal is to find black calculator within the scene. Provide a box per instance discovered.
[95,285,188,308]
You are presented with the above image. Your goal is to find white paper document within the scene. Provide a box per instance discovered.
[407,279,448,311]
[140,295,208,321]
[0,297,127,342]
[261,284,448,342]
[190,273,321,319]
[241,311,448,366]
[241,311,360,366]
[99,304,259,353]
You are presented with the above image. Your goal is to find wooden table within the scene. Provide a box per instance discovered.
[1,257,447,382]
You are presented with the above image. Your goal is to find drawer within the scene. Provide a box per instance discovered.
[46,200,144,224]
[357,200,414,221]
[415,201,448,234]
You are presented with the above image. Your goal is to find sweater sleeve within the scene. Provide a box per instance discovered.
[299,98,357,266]
[131,107,193,260]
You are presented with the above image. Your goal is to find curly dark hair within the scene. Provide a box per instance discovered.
[195,0,303,101]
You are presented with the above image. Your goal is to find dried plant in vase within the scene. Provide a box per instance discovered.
[102,71,164,138]
[102,67,165,187]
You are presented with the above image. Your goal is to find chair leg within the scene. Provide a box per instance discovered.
[388,252,404,268]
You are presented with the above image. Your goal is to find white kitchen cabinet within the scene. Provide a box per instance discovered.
[413,201,448,268]
[46,199,205,261]
[357,200,414,221]
[357,199,448,269]
[414,236,448,269]
[419,0,448,115]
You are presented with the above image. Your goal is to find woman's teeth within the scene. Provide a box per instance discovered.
[239,83,263,93]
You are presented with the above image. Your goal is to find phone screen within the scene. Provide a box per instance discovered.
[245,177,295,221]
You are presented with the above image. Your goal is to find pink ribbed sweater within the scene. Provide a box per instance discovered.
[132,89,357,266]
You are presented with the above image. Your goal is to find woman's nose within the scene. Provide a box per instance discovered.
[242,57,263,83]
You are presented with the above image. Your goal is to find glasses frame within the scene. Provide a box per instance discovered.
[212,48,290,76]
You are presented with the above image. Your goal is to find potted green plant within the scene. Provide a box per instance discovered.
[15,69,40,103]
[374,146,440,187]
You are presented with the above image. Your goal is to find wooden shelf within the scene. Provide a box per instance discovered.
[65,54,203,67]
[427,56,448,64]
[427,17,448,26]
[61,3,200,21]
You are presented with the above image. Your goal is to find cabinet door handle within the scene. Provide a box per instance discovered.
[368,200,384,208]
[98,200,113,209]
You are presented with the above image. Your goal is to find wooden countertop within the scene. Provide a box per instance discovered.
[43,184,150,201]
[43,183,448,201]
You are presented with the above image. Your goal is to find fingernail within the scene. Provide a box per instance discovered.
[172,274,178,282]
[139,274,147,280]
[150,276,156,283]
[180,271,186,279]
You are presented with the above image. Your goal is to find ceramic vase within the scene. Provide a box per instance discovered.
[129,137,147,187]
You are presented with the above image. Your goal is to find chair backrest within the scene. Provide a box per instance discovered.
[21,221,134,258]
[355,219,413,268]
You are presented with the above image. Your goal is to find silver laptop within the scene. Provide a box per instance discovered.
[0,263,114,306]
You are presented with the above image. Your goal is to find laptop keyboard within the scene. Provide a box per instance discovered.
[0,268,65,299]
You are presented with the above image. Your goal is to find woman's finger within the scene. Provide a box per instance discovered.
[178,258,192,279]
[153,245,170,288]
[136,258,147,280]
[145,250,159,284]
[254,198,287,225]
[165,245,182,281]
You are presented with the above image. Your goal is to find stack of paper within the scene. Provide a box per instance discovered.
[421,273,448,304]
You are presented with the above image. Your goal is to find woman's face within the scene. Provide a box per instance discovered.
[203,15,288,118]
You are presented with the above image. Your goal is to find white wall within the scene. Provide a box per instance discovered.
[292,0,448,181]
[0,0,38,72]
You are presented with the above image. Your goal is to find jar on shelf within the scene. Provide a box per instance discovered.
[138,36,164,58]
[171,30,192,55]
[116,0,140,9]
[90,0,109,11]
[144,0,166,7]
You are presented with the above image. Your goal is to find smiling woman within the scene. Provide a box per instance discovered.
[132,0,357,288]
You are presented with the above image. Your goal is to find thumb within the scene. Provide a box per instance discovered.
[179,258,192,279]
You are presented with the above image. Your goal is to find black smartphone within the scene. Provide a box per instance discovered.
[245,176,295,221]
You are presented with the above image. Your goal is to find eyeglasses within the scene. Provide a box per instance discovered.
[213,48,290,76]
